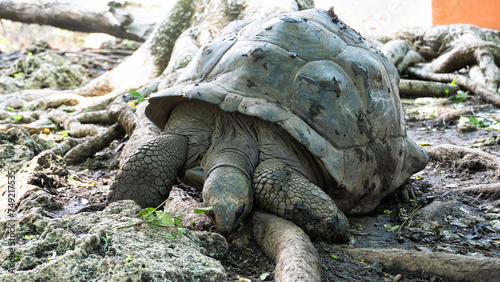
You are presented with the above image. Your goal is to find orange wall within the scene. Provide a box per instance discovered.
[433,0,500,29]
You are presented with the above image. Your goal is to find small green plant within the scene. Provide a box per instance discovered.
[448,90,468,102]
[12,115,22,123]
[26,52,34,60]
[330,254,339,260]
[384,224,400,232]
[23,235,35,241]
[129,90,145,104]
[13,72,24,78]
[133,198,213,240]
[101,233,113,254]
[57,130,70,137]
[6,106,14,111]
[260,272,270,280]
[102,61,109,67]
[125,254,132,262]
[383,210,392,215]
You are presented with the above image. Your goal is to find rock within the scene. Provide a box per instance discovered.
[0,51,90,94]
[0,201,227,281]
[0,128,56,171]
[0,150,66,217]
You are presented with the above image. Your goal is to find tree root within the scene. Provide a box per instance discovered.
[245,210,322,282]
[49,138,86,157]
[74,110,111,124]
[345,248,500,282]
[107,99,138,135]
[455,183,500,206]
[407,67,500,108]
[64,123,125,164]
[431,107,474,126]
[425,144,500,173]
[399,79,459,97]
[48,109,105,138]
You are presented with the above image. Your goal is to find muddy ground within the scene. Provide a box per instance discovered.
[1,30,499,281]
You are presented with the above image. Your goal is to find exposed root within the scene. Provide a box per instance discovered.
[74,110,111,124]
[49,138,86,156]
[63,123,125,164]
[431,107,474,126]
[245,210,322,282]
[407,67,500,107]
[399,79,459,97]
[107,99,138,135]
[48,109,105,137]
[345,248,500,282]
[455,183,500,203]
[425,144,500,175]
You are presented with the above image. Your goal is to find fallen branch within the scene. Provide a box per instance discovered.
[345,248,500,282]
[407,67,500,108]
[0,0,171,41]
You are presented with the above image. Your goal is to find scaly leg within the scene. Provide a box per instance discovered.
[253,159,350,242]
[106,134,187,208]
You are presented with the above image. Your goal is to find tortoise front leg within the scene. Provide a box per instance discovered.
[253,159,350,242]
[106,134,188,208]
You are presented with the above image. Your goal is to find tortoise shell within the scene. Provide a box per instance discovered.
[146,9,428,214]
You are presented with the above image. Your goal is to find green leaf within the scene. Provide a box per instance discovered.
[129,90,145,104]
[331,254,340,260]
[13,115,22,122]
[193,206,213,214]
[448,90,468,102]
[383,210,392,215]
[260,272,270,280]
[125,254,132,262]
[137,207,156,218]
[156,211,175,226]
[6,106,14,111]
[384,224,400,232]
[57,130,70,137]
[26,52,34,60]
[129,90,142,98]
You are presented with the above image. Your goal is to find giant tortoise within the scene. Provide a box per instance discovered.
[107,8,429,242]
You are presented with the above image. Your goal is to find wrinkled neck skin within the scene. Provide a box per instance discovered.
[164,101,328,233]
